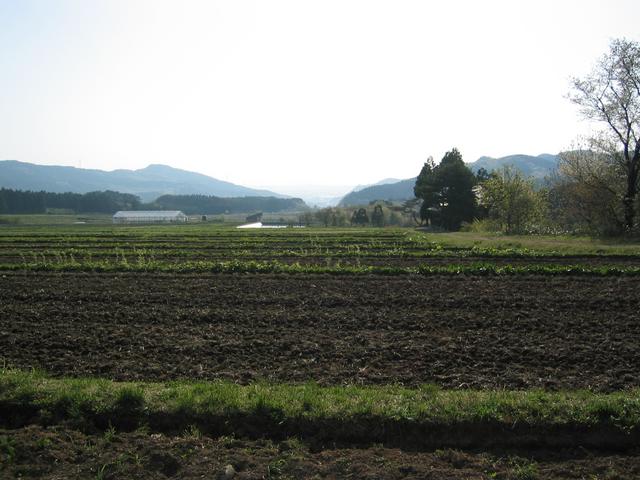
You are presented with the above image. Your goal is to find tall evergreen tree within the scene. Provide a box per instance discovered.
[414,148,477,230]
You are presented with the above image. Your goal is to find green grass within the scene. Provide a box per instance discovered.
[425,232,640,254]
[1,369,639,449]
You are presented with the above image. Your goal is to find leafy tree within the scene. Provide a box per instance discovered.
[473,167,492,219]
[568,38,640,233]
[414,148,477,230]
[371,204,385,227]
[400,198,424,225]
[550,147,626,235]
[332,209,349,226]
[475,167,491,183]
[351,208,369,226]
[479,166,544,234]
[298,211,314,226]
[315,208,333,227]
[387,210,402,226]
[314,207,349,227]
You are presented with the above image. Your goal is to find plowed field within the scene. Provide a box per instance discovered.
[3,227,640,479]
[2,271,638,391]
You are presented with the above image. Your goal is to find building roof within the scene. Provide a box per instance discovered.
[113,210,186,218]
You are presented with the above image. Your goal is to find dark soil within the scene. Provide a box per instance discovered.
[2,425,640,479]
[1,272,639,391]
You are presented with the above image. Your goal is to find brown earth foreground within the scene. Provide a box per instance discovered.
[3,271,640,478]
[2,426,640,479]
[1,271,639,391]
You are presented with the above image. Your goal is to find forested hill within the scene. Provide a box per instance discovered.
[149,194,307,215]
[0,188,307,215]
[339,178,416,207]
[0,160,286,201]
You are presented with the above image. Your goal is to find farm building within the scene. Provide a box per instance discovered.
[246,212,263,223]
[112,210,188,224]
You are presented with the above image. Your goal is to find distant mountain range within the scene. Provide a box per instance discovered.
[470,153,559,179]
[0,161,286,202]
[338,153,560,206]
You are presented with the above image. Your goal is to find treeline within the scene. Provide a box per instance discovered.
[148,194,306,215]
[0,188,307,215]
[0,189,140,214]
[409,148,640,236]
[309,201,418,227]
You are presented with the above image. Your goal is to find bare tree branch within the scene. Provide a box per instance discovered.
[568,38,640,232]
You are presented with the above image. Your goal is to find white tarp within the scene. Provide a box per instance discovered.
[236,222,288,229]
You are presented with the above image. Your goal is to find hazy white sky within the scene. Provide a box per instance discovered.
[1,0,639,188]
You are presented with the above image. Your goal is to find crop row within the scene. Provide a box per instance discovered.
[4,257,640,275]
[3,242,640,261]
[0,226,544,244]
[3,226,640,253]
[4,246,640,259]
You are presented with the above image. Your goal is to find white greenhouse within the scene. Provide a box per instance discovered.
[112,210,188,224]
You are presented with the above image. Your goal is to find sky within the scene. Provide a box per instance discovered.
[1,0,639,193]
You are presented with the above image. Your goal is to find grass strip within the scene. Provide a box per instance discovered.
[1,369,639,450]
[2,259,640,276]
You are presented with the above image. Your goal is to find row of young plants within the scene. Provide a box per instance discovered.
[3,227,640,254]
[0,236,425,249]
[4,257,640,275]
[1,368,639,449]
[3,249,640,271]
[0,224,408,233]
[0,227,411,242]
[3,240,640,259]
[1,242,434,253]
[0,237,413,246]
[0,240,434,255]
